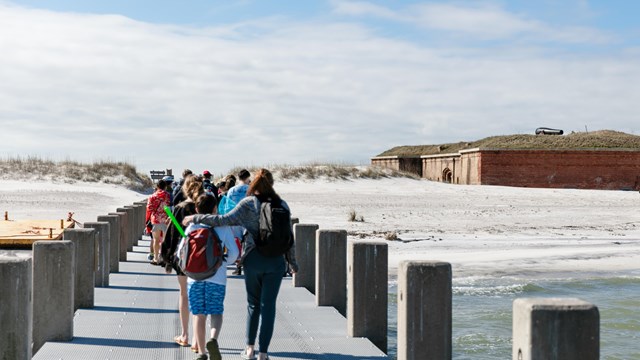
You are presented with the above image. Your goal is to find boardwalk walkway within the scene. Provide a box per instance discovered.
[34,236,388,360]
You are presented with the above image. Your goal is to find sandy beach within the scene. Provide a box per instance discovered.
[2,177,639,279]
[2,176,639,359]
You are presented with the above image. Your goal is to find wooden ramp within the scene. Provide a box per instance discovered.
[0,218,74,247]
[33,236,388,360]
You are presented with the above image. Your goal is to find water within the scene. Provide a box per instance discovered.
[387,273,640,360]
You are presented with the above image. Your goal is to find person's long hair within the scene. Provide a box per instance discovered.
[247,169,279,202]
[182,175,204,201]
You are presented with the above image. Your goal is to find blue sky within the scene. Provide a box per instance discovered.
[1,1,639,175]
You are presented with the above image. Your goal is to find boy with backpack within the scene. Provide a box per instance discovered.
[178,193,240,360]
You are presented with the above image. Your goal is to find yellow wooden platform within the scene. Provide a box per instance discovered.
[0,218,75,247]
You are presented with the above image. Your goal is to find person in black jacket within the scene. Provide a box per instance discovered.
[172,169,193,207]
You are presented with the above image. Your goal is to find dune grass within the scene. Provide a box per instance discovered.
[225,162,420,181]
[0,156,153,192]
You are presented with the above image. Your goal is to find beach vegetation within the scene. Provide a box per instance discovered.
[226,162,420,181]
[348,209,364,222]
[0,156,153,192]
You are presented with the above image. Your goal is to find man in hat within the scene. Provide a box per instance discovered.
[202,170,218,198]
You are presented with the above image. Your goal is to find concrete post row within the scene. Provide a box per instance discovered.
[315,229,347,316]
[0,257,32,360]
[108,212,128,261]
[116,207,134,251]
[97,215,120,273]
[292,223,319,293]
[513,298,599,360]
[83,221,110,287]
[397,261,452,360]
[32,241,75,354]
[347,241,388,353]
[62,228,96,309]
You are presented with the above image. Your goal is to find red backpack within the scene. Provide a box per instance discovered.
[178,226,224,280]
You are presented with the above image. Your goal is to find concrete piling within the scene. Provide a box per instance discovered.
[116,207,135,251]
[397,260,452,360]
[97,215,120,273]
[292,224,319,293]
[32,241,75,353]
[347,240,388,353]
[128,203,146,245]
[512,298,599,360]
[63,228,96,309]
[134,200,148,241]
[83,221,110,287]
[124,206,139,248]
[0,257,33,360]
[315,229,347,316]
[109,212,128,261]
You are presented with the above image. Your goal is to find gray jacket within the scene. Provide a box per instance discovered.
[192,196,298,271]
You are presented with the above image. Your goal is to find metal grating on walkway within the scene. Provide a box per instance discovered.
[34,237,388,360]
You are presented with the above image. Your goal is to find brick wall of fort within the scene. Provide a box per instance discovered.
[478,149,640,190]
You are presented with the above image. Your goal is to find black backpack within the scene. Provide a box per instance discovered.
[256,198,293,257]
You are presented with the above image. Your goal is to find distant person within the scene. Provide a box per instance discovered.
[215,180,226,196]
[226,169,250,205]
[162,175,175,205]
[184,169,297,360]
[145,179,171,265]
[180,193,240,360]
[161,175,204,351]
[173,169,193,207]
[226,170,249,275]
[202,170,218,198]
[215,174,236,198]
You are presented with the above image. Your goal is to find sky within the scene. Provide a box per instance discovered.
[1,0,639,176]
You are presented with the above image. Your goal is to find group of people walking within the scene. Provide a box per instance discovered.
[145,168,297,360]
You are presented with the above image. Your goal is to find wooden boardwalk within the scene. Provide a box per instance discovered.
[0,218,74,247]
[33,236,388,360]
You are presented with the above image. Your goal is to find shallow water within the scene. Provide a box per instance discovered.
[387,272,640,359]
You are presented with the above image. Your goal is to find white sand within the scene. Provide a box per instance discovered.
[2,178,639,280]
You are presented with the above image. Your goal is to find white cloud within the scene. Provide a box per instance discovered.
[412,3,541,39]
[332,1,614,44]
[331,0,407,21]
[0,3,638,175]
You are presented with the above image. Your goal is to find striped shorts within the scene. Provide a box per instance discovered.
[187,281,226,315]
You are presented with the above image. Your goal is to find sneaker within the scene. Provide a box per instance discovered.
[206,338,221,360]
[147,253,154,261]
[193,354,207,360]
[240,349,256,360]
[232,267,242,275]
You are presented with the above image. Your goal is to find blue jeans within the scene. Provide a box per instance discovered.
[243,249,286,353]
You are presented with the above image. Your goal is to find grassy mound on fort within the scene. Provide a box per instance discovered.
[378,130,640,157]
[0,156,153,192]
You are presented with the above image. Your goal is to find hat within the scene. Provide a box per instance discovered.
[203,170,211,176]
[162,175,174,183]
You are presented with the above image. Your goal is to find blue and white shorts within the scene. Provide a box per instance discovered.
[187,281,226,315]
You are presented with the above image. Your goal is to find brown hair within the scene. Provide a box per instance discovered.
[224,174,237,189]
[195,193,217,214]
[182,174,204,201]
[247,168,279,201]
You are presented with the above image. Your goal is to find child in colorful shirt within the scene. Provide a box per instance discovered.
[179,193,240,360]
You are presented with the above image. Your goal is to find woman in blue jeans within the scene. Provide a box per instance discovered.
[184,169,297,360]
